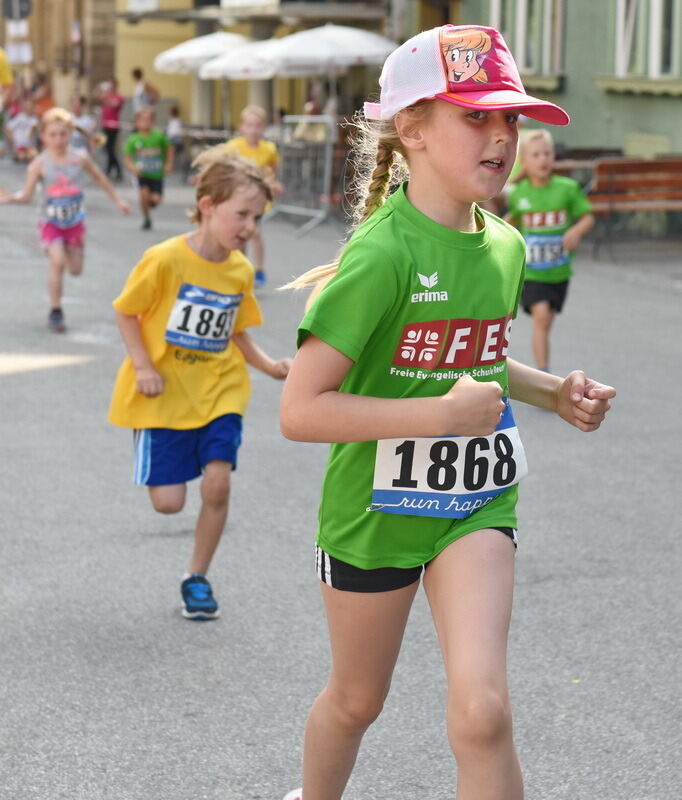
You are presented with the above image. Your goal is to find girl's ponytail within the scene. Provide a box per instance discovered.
[283,104,430,298]
[355,140,395,226]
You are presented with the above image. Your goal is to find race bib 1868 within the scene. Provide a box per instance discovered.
[165,283,241,353]
[526,233,568,270]
[369,400,528,519]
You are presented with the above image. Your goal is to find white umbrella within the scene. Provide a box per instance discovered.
[199,39,281,81]
[199,23,396,80]
[154,31,250,75]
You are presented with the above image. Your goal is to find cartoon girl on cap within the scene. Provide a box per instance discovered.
[441,27,492,83]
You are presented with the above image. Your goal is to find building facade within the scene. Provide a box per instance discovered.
[2,0,117,104]
[458,0,682,155]
[3,0,680,155]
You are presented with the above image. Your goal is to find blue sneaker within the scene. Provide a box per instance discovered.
[254,269,266,289]
[180,574,220,620]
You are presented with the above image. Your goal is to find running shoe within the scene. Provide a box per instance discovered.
[254,269,266,289]
[48,308,66,333]
[281,791,302,800]
[141,217,152,230]
[180,574,220,620]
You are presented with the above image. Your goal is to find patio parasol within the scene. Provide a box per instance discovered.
[154,31,251,75]
[198,23,396,80]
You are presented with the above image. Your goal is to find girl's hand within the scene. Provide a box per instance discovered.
[271,180,285,198]
[562,226,582,252]
[269,357,293,380]
[117,198,131,215]
[442,375,506,436]
[135,366,164,397]
[0,188,12,204]
[556,370,616,432]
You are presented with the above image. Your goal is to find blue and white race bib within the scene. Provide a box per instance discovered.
[369,400,528,519]
[525,233,568,270]
[165,283,241,353]
[136,154,163,175]
[45,193,85,228]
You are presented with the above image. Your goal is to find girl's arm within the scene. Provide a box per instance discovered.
[123,154,139,175]
[563,212,595,252]
[508,358,615,432]
[81,155,130,214]
[232,331,291,379]
[115,310,164,397]
[164,145,175,174]
[0,157,42,204]
[280,335,507,443]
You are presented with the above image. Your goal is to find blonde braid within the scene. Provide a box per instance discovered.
[355,140,395,226]
[282,104,430,299]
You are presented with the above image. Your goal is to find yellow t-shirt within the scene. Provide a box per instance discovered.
[0,48,12,86]
[109,234,263,430]
[224,136,279,171]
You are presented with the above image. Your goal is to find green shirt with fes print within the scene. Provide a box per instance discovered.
[298,183,527,570]
[508,174,592,283]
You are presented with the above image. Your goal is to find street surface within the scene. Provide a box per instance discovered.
[0,159,680,800]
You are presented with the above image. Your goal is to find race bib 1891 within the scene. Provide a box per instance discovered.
[369,400,528,519]
[525,233,568,270]
[165,283,241,353]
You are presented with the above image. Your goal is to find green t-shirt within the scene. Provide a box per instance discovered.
[298,183,528,570]
[124,129,169,179]
[507,175,592,284]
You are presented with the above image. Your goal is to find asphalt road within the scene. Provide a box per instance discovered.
[0,160,679,800]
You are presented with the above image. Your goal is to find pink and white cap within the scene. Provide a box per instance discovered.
[364,24,569,126]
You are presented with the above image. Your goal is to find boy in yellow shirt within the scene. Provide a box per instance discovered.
[109,149,291,620]
[224,105,283,288]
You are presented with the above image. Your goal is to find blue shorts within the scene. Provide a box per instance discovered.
[133,414,242,486]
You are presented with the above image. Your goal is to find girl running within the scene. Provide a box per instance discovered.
[279,25,616,800]
[0,107,130,332]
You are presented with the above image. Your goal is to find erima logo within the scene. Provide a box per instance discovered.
[411,271,449,303]
[517,198,532,210]
[185,289,205,299]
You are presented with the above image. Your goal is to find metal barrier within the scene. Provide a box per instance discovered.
[268,114,337,235]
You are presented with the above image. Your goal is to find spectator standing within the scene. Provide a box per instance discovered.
[165,105,185,168]
[6,97,39,162]
[69,95,97,155]
[96,79,125,181]
[0,46,13,107]
[32,75,55,118]
[131,68,159,114]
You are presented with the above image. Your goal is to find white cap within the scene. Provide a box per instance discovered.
[364,25,569,126]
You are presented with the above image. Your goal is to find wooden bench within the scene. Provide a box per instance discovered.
[588,157,682,253]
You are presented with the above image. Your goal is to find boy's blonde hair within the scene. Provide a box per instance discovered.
[134,106,155,122]
[39,107,73,132]
[284,102,434,295]
[518,128,554,156]
[188,146,273,224]
[240,105,267,125]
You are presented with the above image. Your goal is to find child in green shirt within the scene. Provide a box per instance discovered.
[506,128,595,370]
[124,107,174,230]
